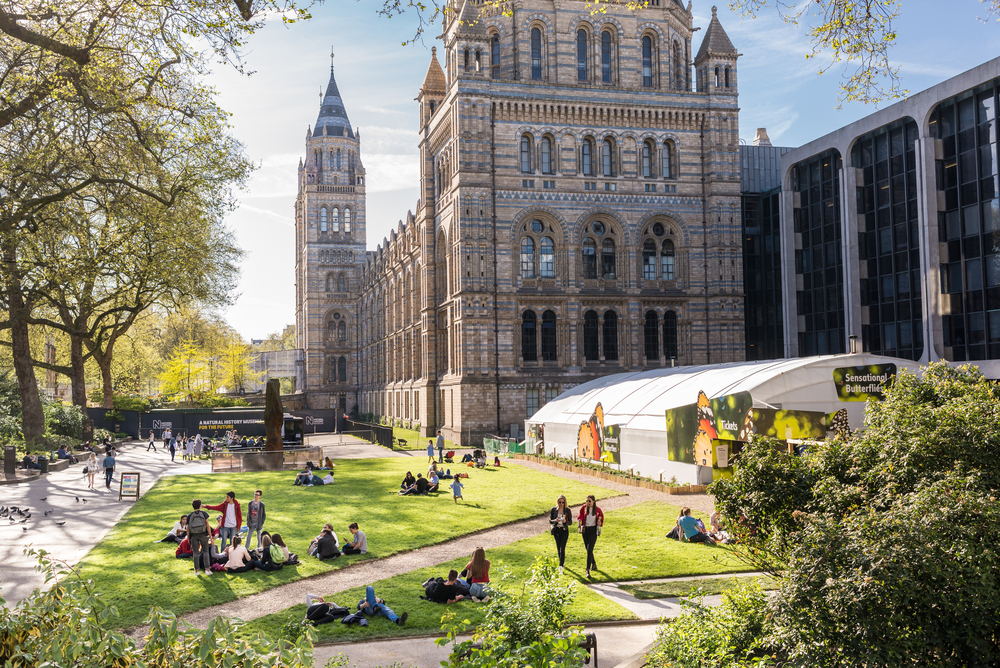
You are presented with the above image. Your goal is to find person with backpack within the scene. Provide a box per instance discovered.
[187,499,212,576]
[257,534,283,571]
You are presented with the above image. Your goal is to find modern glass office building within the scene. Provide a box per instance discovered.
[774,57,1000,376]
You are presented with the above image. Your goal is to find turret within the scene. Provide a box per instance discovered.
[694,6,739,94]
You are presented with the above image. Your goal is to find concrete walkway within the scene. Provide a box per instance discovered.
[312,622,660,668]
[0,442,214,606]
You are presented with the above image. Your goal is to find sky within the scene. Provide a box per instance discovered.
[207,0,1000,340]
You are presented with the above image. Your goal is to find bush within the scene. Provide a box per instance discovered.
[44,400,84,439]
[93,428,112,443]
[0,550,315,667]
[45,434,78,450]
[197,394,250,408]
[645,579,774,668]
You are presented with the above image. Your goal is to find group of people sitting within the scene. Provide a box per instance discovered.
[170,522,296,572]
[306,522,368,560]
[667,508,732,545]
[458,450,502,468]
[398,462,464,496]
[420,546,492,604]
[293,458,336,486]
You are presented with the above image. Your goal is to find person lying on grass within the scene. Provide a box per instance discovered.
[357,586,407,626]
[422,569,470,604]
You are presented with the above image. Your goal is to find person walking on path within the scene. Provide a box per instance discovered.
[426,439,435,464]
[163,428,172,451]
[169,435,176,462]
[146,431,157,452]
[577,494,604,578]
[206,492,242,548]
[549,495,573,573]
[86,451,98,489]
[246,489,266,550]
[187,499,212,575]
[102,451,117,490]
[436,430,445,463]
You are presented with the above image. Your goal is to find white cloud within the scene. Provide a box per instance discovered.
[235,202,295,227]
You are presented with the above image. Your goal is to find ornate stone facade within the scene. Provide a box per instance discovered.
[294,56,367,412]
[297,3,745,440]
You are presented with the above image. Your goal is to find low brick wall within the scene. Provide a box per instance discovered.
[512,454,708,494]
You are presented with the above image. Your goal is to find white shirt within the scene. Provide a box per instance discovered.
[224,504,237,528]
[585,512,598,527]
[323,474,334,484]
[225,545,250,569]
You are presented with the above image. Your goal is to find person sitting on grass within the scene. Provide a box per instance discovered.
[208,533,228,565]
[678,508,715,545]
[158,515,188,543]
[342,522,367,555]
[357,586,407,626]
[399,472,417,495]
[225,536,261,572]
[175,536,193,559]
[294,468,312,486]
[460,547,491,602]
[271,533,297,564]
[710,511,722,533]
[423,570,469,604]
[257,534,283,571]
[415,473,429,495]
[494,455,501,467]
[308,523,337,556]
[428,470,440,493]
[315,529,341,560]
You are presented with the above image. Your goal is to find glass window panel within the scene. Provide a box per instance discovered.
[541,310,557,361]
[583,311,599,360]
[521,311,537,361]
[644,311,659,360]
[601,238,616,278]
[603,311,618,360]
[642,240,657,279]
[965,204,981,236]
[663,311,678,359]
[577,30,588,81]
[582,238,597,279]
[968,258,984,291]
[601,31,612,82]
[539,237,555,278]
[661,240,675,280]
[520,237,535,278]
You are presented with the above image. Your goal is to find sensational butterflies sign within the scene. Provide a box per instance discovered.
[575,403,621,465]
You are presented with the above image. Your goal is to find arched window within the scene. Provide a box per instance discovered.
[673,42,683,90]
[325,274,335,292]
[344,208,351,232]
[642,140,654,178]
[429,100,436,115]
[601,30,612,83]
[320,207,328,232]
[601,238,616,279]
[521,311,538,361]
[642,239,657,280]
[327,320,336,344]
[602,138,614,176]
[329,150,335,171]
[338,356,347,382]
[661,239,675,280]
[520,135,532,173]
[331,207,339,232]
[540,137,553,174]
[337,274,347,292]
[539,236,555,278]
[541,310,557,361]
[642,35,653,87]
[520,236,535,278]
[530,27,542,80]
[644,311,659,360]
[338,320,347,342]
[662,142,673,178]
[714,66,720,87]
[576,29,588,81]
[582,137,594,176]
[337,148,342,170]
[583,310,599,360]
[603,310,618,360]
[582,238,597,279]
[724,66,730,88]
[491,33,500,79]
[663,311,678,359]
[464,48,470,71]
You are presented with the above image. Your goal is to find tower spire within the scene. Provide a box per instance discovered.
[314,49,354,139]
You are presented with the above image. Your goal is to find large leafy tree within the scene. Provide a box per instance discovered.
[710,362,1000,666]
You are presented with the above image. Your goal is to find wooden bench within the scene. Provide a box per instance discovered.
[457,632,597,666]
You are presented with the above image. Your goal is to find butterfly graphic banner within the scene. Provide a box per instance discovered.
[575,402,621,464]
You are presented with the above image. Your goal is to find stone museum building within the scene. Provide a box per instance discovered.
[295,1,745,441]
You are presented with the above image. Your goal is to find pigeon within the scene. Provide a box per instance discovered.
[22,527,27,531]
[24,514,30,520]
[81,499,87,503]
[43,511,50,516]
[18,518,27,524]
[75,496,80,502]
[39,497,46,501]
[55,522,65,526]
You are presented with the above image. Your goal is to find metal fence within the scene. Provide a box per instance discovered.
[484,436,524,455]
[345,420,394,449]
[317,430,375,444]
[211,447,323,473]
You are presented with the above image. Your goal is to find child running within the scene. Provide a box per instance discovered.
[451,476,464,504]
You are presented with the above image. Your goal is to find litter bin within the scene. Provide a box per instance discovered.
[38,456,48,473]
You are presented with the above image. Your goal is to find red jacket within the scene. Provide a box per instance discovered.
[205,500,242,530]
[176,537,191,557]
[577,504,604,527]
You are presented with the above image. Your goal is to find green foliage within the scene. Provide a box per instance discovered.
[438,558,590,668]
[44,400,84,439]
[0,370,22,441]
[708,363,1000,666]
[0,549,315,667]
[93,428,113,443]
[645,579,774,668]
[198,394,251,408]
[88,389,152,411]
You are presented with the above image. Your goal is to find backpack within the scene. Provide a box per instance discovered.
[269,543,287,564]
[188,511,209,536]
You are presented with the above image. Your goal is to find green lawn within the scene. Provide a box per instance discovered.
[392,426,462,451]
[73,458,615,629]
[242,501,753,643]
[618,575,778,599]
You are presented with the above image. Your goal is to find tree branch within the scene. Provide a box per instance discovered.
[0,9,91,65]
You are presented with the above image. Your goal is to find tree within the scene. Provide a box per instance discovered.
[728,0,1000,105]
[159,338,209,399]
[220,334,264,394]
[708,363,1000,666]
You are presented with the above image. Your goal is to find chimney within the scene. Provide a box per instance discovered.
[753,128,772,147]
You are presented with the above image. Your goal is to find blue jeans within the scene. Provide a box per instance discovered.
[220,526,237,548]
[246,526,262,550]
[469,582,489,598]
[364,586,398,622]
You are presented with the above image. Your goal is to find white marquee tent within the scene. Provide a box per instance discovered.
[526,354,922,484]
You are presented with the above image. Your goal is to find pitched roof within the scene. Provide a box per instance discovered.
[695,6,737,61]
[421,47,447,94]
[456,0,487,37]
[314,55,354,139]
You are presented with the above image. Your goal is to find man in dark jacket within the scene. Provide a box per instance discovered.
[246,489,266,550]
[316,529,341,560]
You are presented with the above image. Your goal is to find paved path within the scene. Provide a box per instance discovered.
[312,622,660,668]
[0,442,213,607]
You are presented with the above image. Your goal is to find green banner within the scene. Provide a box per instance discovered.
[833,364,897,401]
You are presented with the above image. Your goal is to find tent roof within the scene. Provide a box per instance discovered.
[528,354,921,431]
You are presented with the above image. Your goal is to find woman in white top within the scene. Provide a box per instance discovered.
[86,452,98,489]
[225,536,256,573]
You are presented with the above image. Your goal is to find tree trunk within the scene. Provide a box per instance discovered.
[96,350,114,408]
[264,378,284,452]
[2,239,45,444]
[69,334,87,410]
